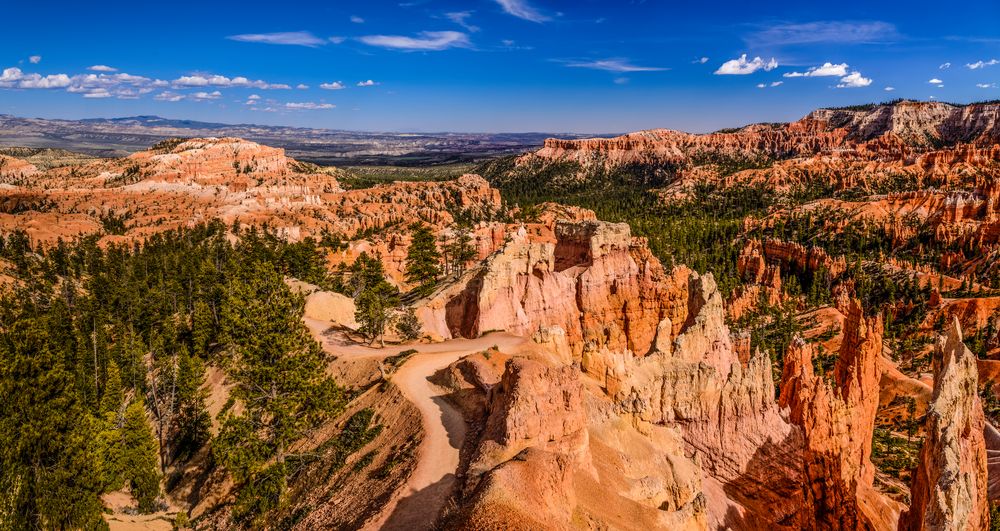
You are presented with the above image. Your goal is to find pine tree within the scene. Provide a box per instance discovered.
[216,259,343,520]
[395,306,423,341]
[445,225,477,276]
[100,358,124,416]
[172,350,211,461]
[120,400,161,513]
[404,224,441,296]
[0,318,106,529]
[191,299,215,358]
[355,276,400,347]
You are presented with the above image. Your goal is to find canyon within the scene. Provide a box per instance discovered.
[1,99,999,530]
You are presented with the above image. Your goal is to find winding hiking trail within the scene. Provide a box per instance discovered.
[304,310,529,530]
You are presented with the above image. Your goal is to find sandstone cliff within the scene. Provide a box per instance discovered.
[900,318,990,531]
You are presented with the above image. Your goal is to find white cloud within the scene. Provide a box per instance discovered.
[614,77,629,85]
[745,21,898,47]
[285,102,335,110]
[967,59,999,69]
[836,71,872,88]
[771,81,783,87]
[173,74,290,90]
[29,56,41,64]
[155,92,184,102]
[191,90,222,100]
[783,62,849,78]
[939,62,951,69]
[227,31,326,47]
[977,83,997,88]
[884,86,895,91]
[329,36,346,44]
[693,57,709,64]
[359,31,470,51]
[350,15,365,23]
[715,54,778,75]
[494,0,550,23]
[356,79,378,87]
[247,94,261,100]
[296,83,309,89]
[565,58,667,73]
[88,65,118,72]
[928,78,943,84]
[320,81,346,90]
[0,67,72,89]
[757,81,784,89]
[446,11,480,32]
[756,83,766,88]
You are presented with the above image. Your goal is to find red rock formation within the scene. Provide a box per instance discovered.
[778,299,893,530]
[423,220,691,360]
[900,318,989,531]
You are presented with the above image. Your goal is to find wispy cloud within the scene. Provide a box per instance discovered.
[884,86,895,91]
[928,78,943,84]
[285,102,335,110]
[715,55,777,75]
[756,81,784,88]
[320,81,345,90]
[783,62,848,77]
[967,59,999,69]
[977,83,997,88]
[88,65,118,72]
[745,20,898,48]
[227,31,326,47]
[356,80,378,87]
[358,31,470,51]
[446,11,480,32]
[350,15,365,24]
[939,62,951,69]
[494,0,550,23]
[693,57,709,64]
[565,58,667,73]
[83,89,111,99]
[836,71,872,88]
[154,91,184,102]
[29,56,41,64]
[329,36,346,44]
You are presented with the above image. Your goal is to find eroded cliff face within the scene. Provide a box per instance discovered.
[900,318,989,531]
[422,220,690,361]
[778,300,899,530]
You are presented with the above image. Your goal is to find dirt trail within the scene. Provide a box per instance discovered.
[305,308,528,530]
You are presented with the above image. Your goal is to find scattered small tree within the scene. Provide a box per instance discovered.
[445,225,477,276]
[355,276,400,347]
[120,400,161,513]
[395,307,423,341]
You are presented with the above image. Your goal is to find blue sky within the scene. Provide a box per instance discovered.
[1,0,998,133]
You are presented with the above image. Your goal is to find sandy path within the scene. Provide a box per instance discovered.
[305,311,528,529]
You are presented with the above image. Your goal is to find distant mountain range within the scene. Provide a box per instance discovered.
[0,114,606,166]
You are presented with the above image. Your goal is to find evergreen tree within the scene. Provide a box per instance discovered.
[445,225,477,276]
[172,350,211,461]
[355,275,400,347]
[191,299,215,358]
[0,318,105,529]
[216,259,342,520]
[120,401,161,513]
[395,306,423,341]
[100,359,124,416]
[404,224,441,296]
